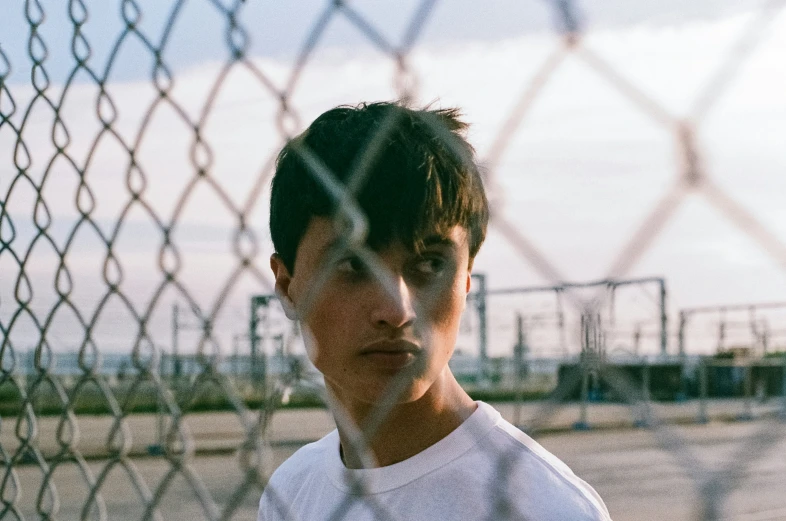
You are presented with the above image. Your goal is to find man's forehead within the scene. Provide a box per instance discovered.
[306,218,468,258]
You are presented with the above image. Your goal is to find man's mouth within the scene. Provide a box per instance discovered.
[358,340,421,370]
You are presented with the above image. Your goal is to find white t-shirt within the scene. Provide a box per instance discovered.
[258,401,611,521]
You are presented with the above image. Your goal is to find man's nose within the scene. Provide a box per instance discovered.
[369,274,416,330]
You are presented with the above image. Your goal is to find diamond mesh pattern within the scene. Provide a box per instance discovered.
[2,1,786,520]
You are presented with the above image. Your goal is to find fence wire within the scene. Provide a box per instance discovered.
[2,0,786,520]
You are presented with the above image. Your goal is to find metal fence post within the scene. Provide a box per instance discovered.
[635,362,650,427]
[513,313,526,427]
[698,359,709,424]
[575,358,590,430]
[740,361,753,421]
[781,353,786,420]
[472,273,488,388]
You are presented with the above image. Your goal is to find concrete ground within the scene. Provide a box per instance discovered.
[3,398,782,457]
[3,399,786,520]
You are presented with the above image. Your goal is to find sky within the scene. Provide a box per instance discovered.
[2,0,786,360]
[0,0,766,83]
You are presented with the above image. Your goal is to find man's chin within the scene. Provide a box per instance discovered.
[328,380,428,409]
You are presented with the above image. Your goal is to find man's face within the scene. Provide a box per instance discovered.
[271,217,472,406]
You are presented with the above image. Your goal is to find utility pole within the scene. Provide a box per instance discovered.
[171,303,182,379]
[513,313,528,383]
[472,273,488,388]
[170,301,210,380]
[659,279,668,357]
[233,334,242,377]
[249,295,271,395]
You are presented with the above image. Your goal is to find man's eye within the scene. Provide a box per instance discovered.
[336,256,367,274]
[412,257,446,276]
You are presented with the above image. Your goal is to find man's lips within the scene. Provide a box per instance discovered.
[358,339,421,355]
[358,340,421,370]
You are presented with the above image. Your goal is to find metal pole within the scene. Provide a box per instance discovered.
[678,311,686,358]
[677,311,689,401]
[718,308,726,353]
[157,352,165,448]
[556,289,567,357]
[576,357,590,430]
[172,303,181,380]
[659,279,667,357]
[233,334,240,377]
[781,352,786,420]
[472,274,488,388]
[575,315,592,430]
[642,362,651,402]
[259,300,269,395]
[149,344,166,455]
[636,361,650,427]
[698,358,708,423]
[250,296,260,394]
[748,305,759,354]
[513,313,525,426]
[741,361,753,420]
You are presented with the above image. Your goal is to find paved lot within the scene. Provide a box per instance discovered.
[3,398,782,457]
[4,401,786,520]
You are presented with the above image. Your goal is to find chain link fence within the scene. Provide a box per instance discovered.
[2,0,786,519]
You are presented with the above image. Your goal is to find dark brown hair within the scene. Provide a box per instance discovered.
[269,101,488,273]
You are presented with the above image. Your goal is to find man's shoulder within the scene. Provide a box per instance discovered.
[474,403,611,520]
[259,429,337,520]
[267,429,335,488]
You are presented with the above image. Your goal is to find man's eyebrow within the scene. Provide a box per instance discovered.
[421,235,456,248]
[317,236,344,260]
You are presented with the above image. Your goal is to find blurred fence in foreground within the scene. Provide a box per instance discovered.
[3,0,786,520]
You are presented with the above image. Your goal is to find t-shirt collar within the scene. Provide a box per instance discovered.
[324,401,501,494]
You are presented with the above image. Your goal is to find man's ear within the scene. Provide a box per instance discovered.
[462,261,474,312]
[466,259,474,294]
[270,254,298,320]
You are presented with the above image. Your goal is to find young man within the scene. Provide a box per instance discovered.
[258,102,611,520]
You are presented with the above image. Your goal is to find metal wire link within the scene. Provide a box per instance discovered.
[2,0,786,520]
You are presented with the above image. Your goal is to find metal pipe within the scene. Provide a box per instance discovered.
[659,279,668,356]
[472,273,488,387]
[483,276,666,296]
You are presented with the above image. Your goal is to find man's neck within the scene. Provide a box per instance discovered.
[333,371,477,469]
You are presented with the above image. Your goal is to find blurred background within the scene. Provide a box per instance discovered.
[2,1,786,520]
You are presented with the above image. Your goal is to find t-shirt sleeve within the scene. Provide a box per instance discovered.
[257,490,269,521]
[258,478,299,521]
[492,418,613,520]
[257,486,287,521]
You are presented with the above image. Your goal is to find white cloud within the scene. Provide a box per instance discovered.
[3,8,786,356]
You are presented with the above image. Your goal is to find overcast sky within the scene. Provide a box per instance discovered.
[2,0,785,358]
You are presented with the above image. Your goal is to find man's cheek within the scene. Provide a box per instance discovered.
[301,324,320,364]
[432,287,465,326]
